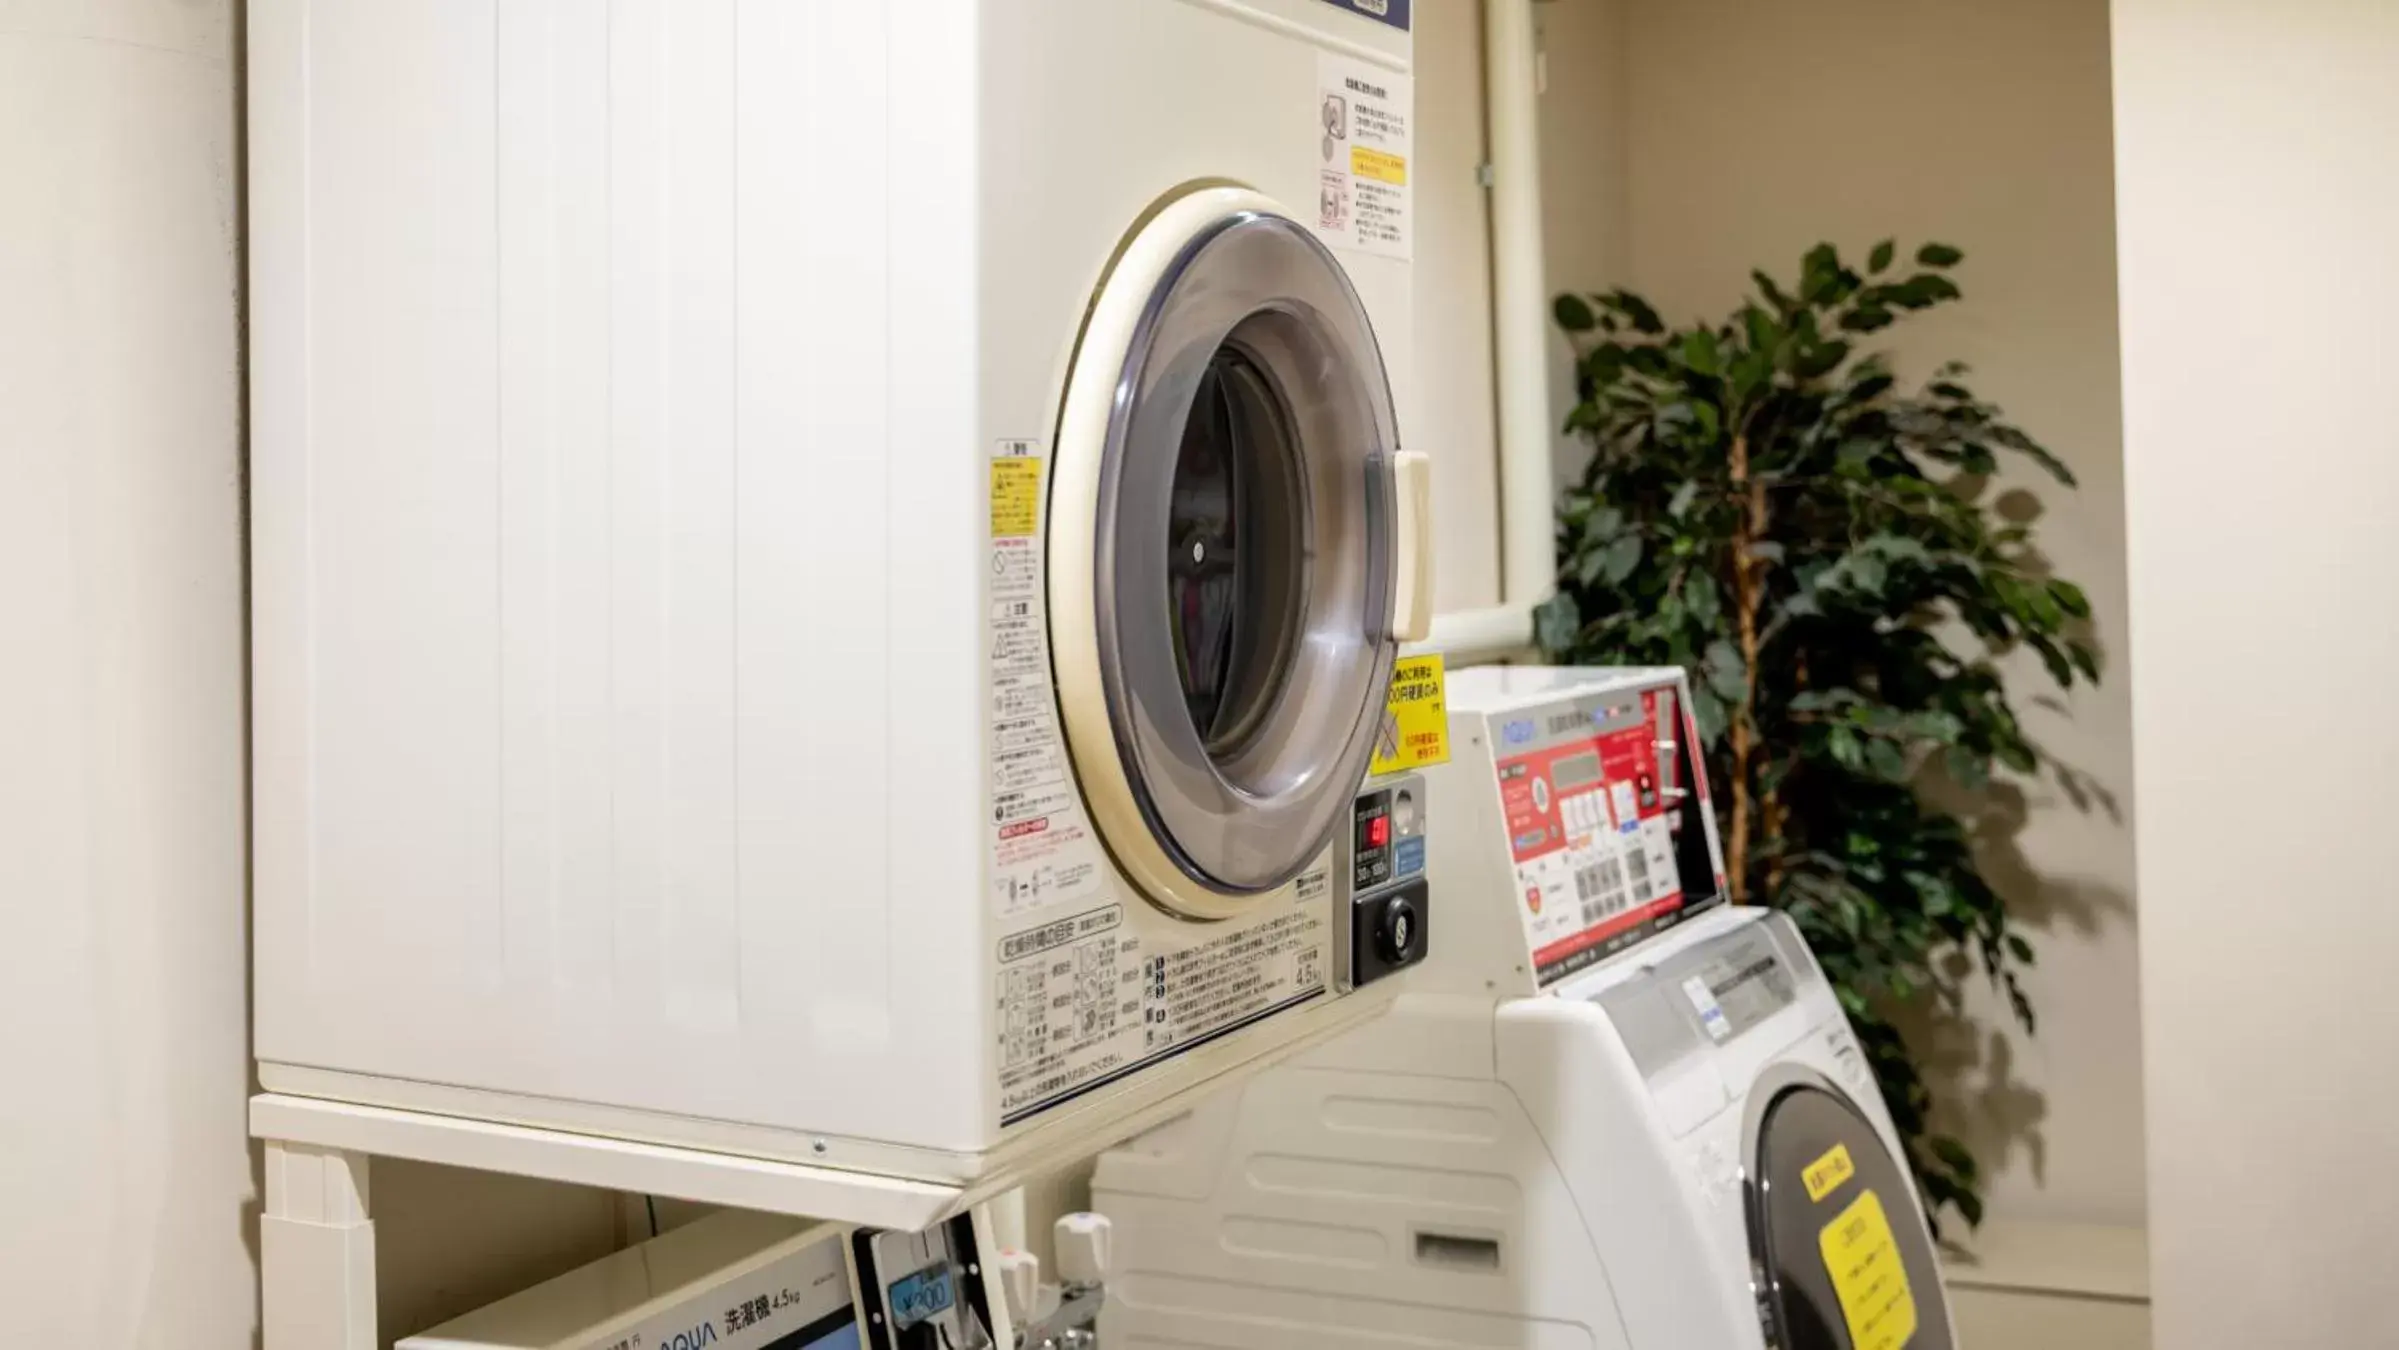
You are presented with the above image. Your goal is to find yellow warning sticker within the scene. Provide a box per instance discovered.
[990,452,1042,538]
[1803,1142,1857,1202]
[1818,1189,1919,1350]
[1350,145,1409,186]
[1370,654,1449,776]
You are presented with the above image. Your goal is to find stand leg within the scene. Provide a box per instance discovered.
[261,1142,377,1350]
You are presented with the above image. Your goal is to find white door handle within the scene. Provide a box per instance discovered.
[1392,450,1434,643]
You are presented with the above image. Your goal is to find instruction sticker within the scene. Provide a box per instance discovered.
[1803,1142,1858,1202]
[1371,654,1449,775]
[996,892,1326,1124]
[1316,54,1413,259]
[1818,1190,1920,1350]
[988,440,1097,920]
[990,453,1042,538]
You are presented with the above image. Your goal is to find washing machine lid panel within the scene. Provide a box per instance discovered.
[1744,1071,1954,1350]
[1587,911,1808,1091]
[1087,203,1401,901]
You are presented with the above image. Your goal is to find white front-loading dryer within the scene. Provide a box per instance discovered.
[248,0,1435,1220]
[1094,671,1955,1349]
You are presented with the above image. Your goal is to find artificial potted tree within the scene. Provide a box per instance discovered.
[1541,242,2100,1229]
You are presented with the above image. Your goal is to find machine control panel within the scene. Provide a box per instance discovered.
[1342,772,1430,989]
[1492,680,1725,986]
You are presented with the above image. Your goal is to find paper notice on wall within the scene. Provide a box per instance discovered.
[1316,54,1412,259]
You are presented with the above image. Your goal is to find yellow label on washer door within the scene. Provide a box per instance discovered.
[1817,1189,1919,1350]
[1370,654,1449,775]
[1803,1142,1857,1202]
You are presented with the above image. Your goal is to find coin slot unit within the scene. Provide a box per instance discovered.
[1343,772,1429,989]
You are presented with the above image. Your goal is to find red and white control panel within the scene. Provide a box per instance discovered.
[1499,687,1692,983]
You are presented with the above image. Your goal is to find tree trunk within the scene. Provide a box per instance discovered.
[1726,432,1767,902]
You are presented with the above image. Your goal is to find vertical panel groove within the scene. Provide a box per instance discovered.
[728,0,743,1026]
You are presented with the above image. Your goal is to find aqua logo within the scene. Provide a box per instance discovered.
[661,1321,717,1350]
[1501,719,1536,745]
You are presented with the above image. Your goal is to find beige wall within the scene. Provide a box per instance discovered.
[0,2,253,1343]
[1534,0,1629,491]
[1538,0,2144,1229]
[2115,0,2399,1342]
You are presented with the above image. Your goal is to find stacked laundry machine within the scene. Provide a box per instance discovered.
[1096,667,1957,1350]
[247,0,1441,1342]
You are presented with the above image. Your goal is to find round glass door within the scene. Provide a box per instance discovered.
[1167,345,1309,768]
[1049,186,1403,919]
[1744,1071,1954,1350]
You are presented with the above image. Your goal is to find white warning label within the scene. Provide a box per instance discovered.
[997,887,1327,1124]
[1315,53,1413,259]
[988,441,1098,919]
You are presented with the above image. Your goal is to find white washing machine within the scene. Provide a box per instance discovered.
[1094,667,1957,1350]
[247,0,1436,1219]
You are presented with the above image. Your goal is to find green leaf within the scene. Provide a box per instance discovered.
[1787,688,1856,714]
[1829,727,1864,771]
[1609,290,1666,335]
[2051,580,2092,619]
[1792,339,1854,381]
[1851,554,1888,595]
[1680,330,1722,376]
[1600,533,1644,585]
[1869,240,1896,273]
[2035,639,2074,686]
[1534,592,1581,656]
[1728,350,1775,401]
[1932,1135,1980,1179]
[1839,306,1896,333]
[1897,273,1963,305]
[1847,371,1896,403]
[1917,242,1965,268]
[1575,546,1607,585]
[1553,293,1598,333]
[1800,243,1842,303]
[1688,685,1728,746]
[1683,570,1722,627]
[1745,541,1786,564]
[1703,638,1747,701]
[1668,481,1700,518]
[1743,304,1781,350]
[1751,269,1796,314]
[2005,933,2036,964]
[1867,737,1909,782]
[2069,641,2102,681]
[1691,400,1723,442]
